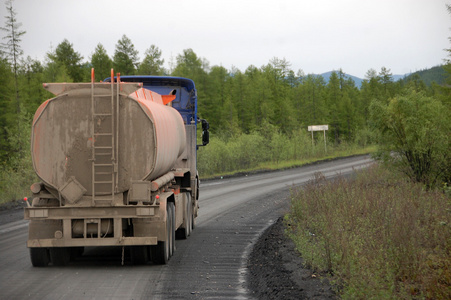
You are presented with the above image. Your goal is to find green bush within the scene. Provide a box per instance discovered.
[370,89,451,188]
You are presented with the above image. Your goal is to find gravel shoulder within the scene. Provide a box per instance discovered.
[247,217,337,300]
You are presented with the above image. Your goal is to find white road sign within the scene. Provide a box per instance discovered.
[308,125,329,131]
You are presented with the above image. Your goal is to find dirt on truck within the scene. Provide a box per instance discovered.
[25,70,209,267]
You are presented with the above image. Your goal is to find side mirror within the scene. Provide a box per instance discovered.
[202,129,209,146]
[198,119,209,147]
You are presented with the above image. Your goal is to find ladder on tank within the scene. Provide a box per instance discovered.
[90,69,119,206]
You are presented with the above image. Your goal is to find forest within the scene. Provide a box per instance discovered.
[0,1,450,202]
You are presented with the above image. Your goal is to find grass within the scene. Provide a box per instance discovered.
[286,164,451,299]
[198,136,376,180]
[0,156,37,206]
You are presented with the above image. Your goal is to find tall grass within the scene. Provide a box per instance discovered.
[198,128,372,177]
[0,160,36,204]
[286,165,451,299]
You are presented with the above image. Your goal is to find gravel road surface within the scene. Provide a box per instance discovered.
[0,156,372,299]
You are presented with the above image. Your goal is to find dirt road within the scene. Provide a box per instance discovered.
[0,156,372,299]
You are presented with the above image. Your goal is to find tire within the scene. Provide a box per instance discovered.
[191,204,196,230]
[176,193,191,239]
[130,246,148,265]
[49,247,70,266]
[30,248,49,267]
[151,203,172,265]
[70,247,84,260]
[168,202,175,256]
[187,194,192,236]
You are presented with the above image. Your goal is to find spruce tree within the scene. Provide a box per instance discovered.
[138,45,164,75]
[113,35,139,75]
[91,43,113,80]
[47,39,84,82]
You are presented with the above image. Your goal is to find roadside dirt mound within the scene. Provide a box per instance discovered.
[247,217,337,300]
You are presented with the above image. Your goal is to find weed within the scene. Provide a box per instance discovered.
[286,164,451,299]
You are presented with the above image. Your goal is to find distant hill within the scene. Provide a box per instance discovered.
[311,66,447,88]
[317,71,364,88]
[402,65,447,86]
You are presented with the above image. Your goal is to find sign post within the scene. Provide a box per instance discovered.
[308,125,329,152]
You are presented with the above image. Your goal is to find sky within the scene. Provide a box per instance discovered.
[3,0,450,78]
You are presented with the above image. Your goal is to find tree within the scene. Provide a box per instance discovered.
[113,35,139,75]
[0,55,14,162]
[326,72,342,143]
[20,56,46,113]
[1,0,26,154]
[364,68,377,80]
[378,66,396,101]
[91,43,113,80]
[205,65,229,131]
[370,89,451,188]
[47,39,84,82]
[172,48,204,78]
[138,45,164,75]
[437,4,451,108]
[294,74,326,127]
[1,0,25,105]
[172,49,209,120]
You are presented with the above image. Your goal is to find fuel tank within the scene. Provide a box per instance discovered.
[31,82,186,196]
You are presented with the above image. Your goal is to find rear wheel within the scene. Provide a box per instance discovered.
[30,248,49,267]
[176,193,192,239]
[191,202,196,230]
[169,202,175,256]
[49,247,70,266]
[151,202,173,265]
[131,246,148,265]
[70,247,84,260]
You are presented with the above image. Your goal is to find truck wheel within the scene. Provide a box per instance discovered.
[50,247,70,266]
[131,246,148,265]
[176,193,191,239]
[191,204,196,230]
[187,194,192,236]
[169,202,175,256]
[70,247,84,260]
[30,248,49,267]
[151,203,172,264]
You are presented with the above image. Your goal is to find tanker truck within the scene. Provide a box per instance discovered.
[24,70,209,266]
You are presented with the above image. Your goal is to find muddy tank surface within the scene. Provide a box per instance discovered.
[31,83,186,196]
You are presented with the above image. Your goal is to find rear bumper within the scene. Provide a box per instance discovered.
[25,205,162,248]
[27,236,158,248]
[24,206,158,219]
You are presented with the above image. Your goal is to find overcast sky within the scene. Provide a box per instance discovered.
[5,0,450,78]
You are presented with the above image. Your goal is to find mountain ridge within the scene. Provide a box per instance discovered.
[310,66,446,88]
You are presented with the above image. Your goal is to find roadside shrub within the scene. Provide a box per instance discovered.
[286,164,451,299]
[229,132,266,169]
[354,126,377,148]
[369,89,451,189]
[0,107,37,204]
[197,128,372,177]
